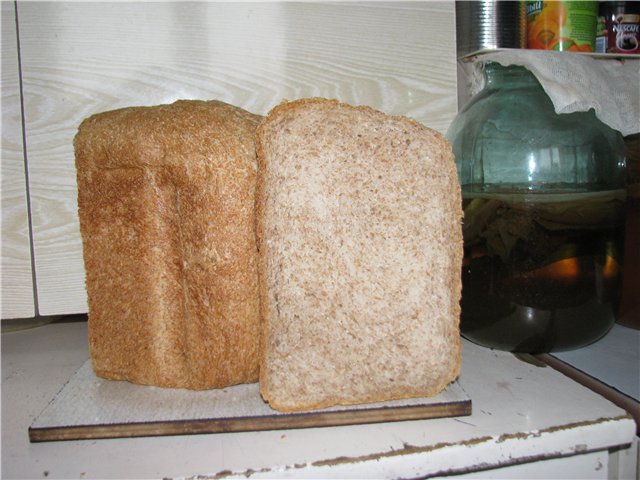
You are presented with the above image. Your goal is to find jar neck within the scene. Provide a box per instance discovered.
[483,62,540,90]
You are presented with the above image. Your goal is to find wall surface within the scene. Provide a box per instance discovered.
[2,2,35,319]
[4,1,457,317]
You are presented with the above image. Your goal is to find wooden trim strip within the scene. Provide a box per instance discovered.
[29,399,472,442]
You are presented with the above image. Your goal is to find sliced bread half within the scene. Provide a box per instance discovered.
[256,98,463,411]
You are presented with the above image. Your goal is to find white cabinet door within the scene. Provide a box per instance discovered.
[1,1,35,319]
[17,2,457,315]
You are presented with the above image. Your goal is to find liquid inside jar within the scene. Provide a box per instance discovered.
[461,186,626,353]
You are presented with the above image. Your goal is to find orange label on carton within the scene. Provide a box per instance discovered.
[526,1,598,52]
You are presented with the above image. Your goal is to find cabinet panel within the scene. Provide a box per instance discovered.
[1,1,35,319]
[17,2,457,315]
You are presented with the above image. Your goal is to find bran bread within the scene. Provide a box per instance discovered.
[256,98,463,412]
[74,100,262,390]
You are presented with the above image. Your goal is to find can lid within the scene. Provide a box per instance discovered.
[600,1,640,15]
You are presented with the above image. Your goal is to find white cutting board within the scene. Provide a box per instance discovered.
[30,360,471,442]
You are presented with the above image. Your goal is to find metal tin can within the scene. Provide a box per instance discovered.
[600,1,640,54]
[455,1,526,57]
[526,1,598,52]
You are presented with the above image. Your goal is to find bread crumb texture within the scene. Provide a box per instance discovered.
[257,98,463,412]
[75,100,262,389]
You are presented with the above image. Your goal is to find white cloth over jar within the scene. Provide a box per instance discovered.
[459,50,639,137]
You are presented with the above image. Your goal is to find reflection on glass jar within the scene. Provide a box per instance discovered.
[447,63,627,353]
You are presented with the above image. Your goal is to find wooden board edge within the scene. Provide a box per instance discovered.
[28,399,472,443]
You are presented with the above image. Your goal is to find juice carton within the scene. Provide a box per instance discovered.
[527,1,598,51]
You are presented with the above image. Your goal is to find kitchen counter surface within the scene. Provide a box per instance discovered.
[553,324,640,402]
[2,318,637,479]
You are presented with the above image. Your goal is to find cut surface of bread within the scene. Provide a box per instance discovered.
[75,100,262,390]
[256,98,463,412]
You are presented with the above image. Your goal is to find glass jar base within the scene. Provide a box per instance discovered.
[461,299,616,353]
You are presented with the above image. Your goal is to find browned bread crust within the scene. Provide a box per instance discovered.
[256,98,463,412]
[75,100,262,390]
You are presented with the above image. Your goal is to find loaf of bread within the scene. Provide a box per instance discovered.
[74,100,262,390]
[256,98,463,411]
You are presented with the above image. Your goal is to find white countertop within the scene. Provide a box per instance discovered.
[553,324,640,402]
[1,318,637,479]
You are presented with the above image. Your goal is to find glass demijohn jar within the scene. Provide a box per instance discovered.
[447,62,627,353]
